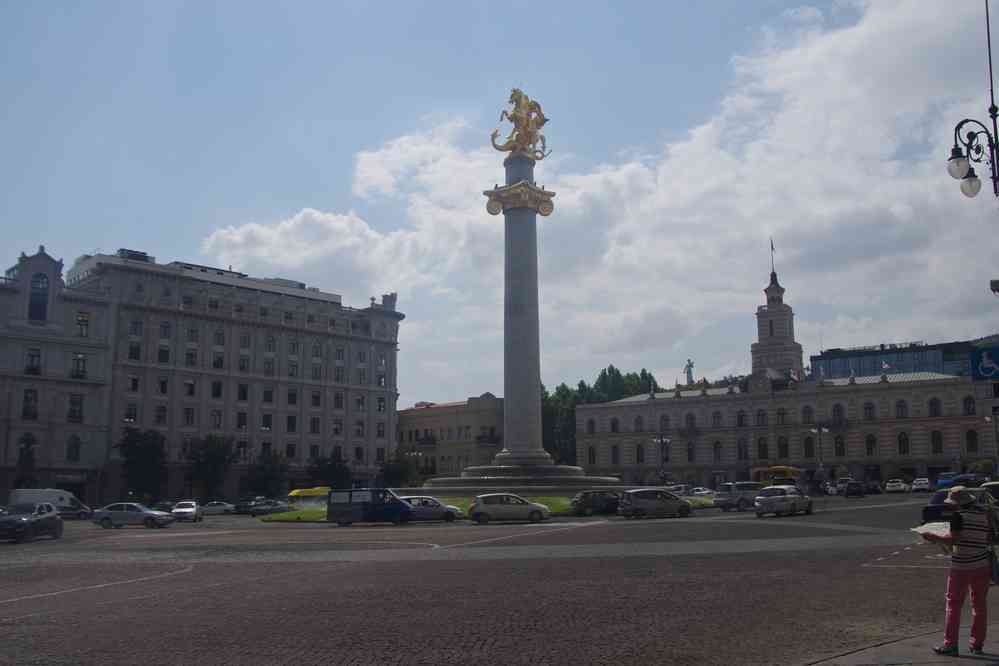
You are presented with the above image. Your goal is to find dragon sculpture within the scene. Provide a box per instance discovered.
[490,88,551,160]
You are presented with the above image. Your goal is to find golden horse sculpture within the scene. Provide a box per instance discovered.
[490,88,551,161]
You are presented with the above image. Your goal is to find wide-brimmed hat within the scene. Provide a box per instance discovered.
[944,486,975,507]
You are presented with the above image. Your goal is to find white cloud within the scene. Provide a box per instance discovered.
[202,0,999,408]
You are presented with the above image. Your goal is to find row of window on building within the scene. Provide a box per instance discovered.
[586,397,980,435]
[123,378,387,411]
[400,426,498,444]
[179,439,383,465]
[586,430,982,466]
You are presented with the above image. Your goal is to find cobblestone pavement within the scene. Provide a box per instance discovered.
[0,495,984,666]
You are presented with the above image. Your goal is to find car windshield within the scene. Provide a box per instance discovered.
[176,502,195,509]
[759,488,785,497]
[6,504,36,515]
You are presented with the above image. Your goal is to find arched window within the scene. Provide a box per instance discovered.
[610,418,619,434]
[776,408,787,425]
[687,442,695,463]
[865,434,877,457]
[755,410,767,427]
[964,396,977,416]
[587,446,596,465]
[611,445,620,465]
[66,435,81,463]
[863,402,876,420]
[660,414,671,431]
[28,273,49,322]
[802,406,814,425]
[737,411,747,427]
[712,441,722,463]
[737,438,749,461]
[757,438,769,460]
[634,415,644,432]
[931,430,943,455]
[803,436,815,458]
[685,413,696,429]
[636,444,645,464]
[777,436,789,458]
[834,435,845,457]
[966,430,979,454]
[712,411,723,427]
[586,419,595,435]
[895,400,908,419]
[832,404,845,425]
[928,398,942,418]
[897,432,910,456]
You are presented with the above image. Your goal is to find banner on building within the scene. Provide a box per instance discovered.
[970,347,999,380]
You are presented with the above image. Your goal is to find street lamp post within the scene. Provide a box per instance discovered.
[810,425,830,492]
[947,0,999,198]
[653,433,671,485]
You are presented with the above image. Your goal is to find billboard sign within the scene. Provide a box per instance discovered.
[970,347,999,380]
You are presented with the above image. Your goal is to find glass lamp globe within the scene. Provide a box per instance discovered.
[961,168,982,198]
[947,148,970,179]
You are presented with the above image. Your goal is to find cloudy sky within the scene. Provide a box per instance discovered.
[3,1,998,407]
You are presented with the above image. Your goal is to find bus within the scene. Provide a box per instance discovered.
[751,465,803,487]
[287,486,332,508]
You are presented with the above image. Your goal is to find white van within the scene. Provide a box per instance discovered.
[7,488,91,519]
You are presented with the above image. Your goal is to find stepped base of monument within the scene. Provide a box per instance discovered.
[423,464,623,488]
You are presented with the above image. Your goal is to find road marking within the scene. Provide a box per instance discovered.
[0,566,194,605]
[442,521,607,549]
[105,530,244,540]
[862,564,948,570]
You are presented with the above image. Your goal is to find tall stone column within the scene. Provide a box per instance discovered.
[488,153,554,466]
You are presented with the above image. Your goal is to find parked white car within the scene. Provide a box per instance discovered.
[201,501,235,515]
[171,500,203,522]
[469,493,550,524]
[691,487,715,497]
[754,485,813,518]
[885,478,910,493]
[910,478,931,492]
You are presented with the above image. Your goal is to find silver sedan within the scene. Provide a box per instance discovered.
[399,496,463,522]
[754,486,813,518]
[92,503,175,529]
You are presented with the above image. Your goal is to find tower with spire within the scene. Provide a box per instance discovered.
[750,265,803,378]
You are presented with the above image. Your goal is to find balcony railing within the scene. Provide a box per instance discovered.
[24,366,41,376]
[69,370,88,379]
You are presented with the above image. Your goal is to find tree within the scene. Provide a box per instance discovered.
[115,428,168,500]
[379,450,422,488]
[245,449,288,498]
[307,454,353,489]
[15,433,38,488]
[187,434,238,499]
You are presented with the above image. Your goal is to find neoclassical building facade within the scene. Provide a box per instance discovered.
[577,271,997,487]
[1,247,404,503]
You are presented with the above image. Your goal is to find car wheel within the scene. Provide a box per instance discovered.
[756,512,764,518]
[679,505,691,518]
[443,512,455,523]
[78,511,88,520]
[476,513,491,525]
[805,502,813,515]
[737,500,748,512]
[583,507,593,517]
[336,521,352,527]
[143,518,156,529]
[53,522,64,539]
[721,506,731,512]
[528,511,543,523]
[100,517,112,529]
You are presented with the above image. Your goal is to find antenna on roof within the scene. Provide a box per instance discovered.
[770,237,776,273]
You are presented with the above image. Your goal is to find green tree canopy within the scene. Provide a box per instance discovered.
[307,454,353,489]
[116,428,168,500]
[379,450,422,488]
[246,449,288,498]
[187,434,238,499]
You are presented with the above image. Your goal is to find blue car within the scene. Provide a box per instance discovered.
[326,488,413,527]
[936,473,988,490]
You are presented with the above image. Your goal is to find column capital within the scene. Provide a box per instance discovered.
[483,180,555,216]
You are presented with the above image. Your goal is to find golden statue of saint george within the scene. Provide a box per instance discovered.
[490,88,551,161]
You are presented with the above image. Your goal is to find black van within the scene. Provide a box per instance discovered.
[326,488,414,526]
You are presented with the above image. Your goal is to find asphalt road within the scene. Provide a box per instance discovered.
[0,494,985,666]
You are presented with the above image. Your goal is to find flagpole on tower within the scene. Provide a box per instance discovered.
[770,238,776,273]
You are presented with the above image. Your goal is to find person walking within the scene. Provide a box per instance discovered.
[921,486,994,656]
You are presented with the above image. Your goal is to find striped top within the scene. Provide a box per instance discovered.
[950,506,993,571]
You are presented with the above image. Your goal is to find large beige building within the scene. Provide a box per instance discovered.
[577,270,998,487]
[1,246,404,502]
[397,393,503,476]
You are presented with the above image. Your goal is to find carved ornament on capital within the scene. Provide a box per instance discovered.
[483,181,556,217]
